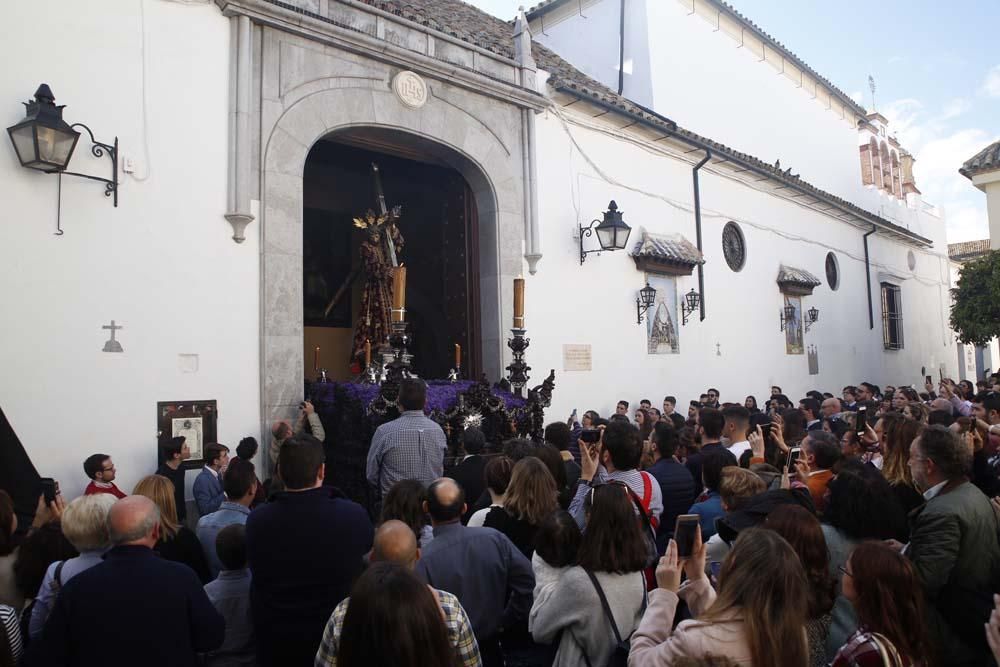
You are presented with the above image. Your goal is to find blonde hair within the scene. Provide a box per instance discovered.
[704,528,809,666]
[132,475,179,539]
[718,467,766,512]
[503,457,559,525]
[61,494,117,551]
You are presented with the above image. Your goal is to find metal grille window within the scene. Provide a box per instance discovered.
[881,282,903,350]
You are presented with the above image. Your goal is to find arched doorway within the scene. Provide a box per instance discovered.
[259,80,526,452]
[302,127,482,380]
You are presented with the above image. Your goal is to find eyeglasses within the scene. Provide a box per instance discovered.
[587,480,632,506]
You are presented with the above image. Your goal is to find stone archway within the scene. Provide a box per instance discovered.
[259,79,525,442]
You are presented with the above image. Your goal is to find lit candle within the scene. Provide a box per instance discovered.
[513,277,525,328]
[392,265,407,322]
[455,343,461,369]
[364,339,371,367]
[314,346,320,370]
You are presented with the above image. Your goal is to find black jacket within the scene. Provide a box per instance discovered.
[450,455,487,523]
[647,457,696,553]
[246,486,373,667]
[29,545,224,666]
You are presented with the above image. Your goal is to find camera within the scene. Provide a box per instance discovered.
[580,428,601,444]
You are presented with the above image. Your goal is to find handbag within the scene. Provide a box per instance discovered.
[579,570,647,667]
[868,632,904,667]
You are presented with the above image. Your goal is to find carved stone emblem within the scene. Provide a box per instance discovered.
[392,71,428,109]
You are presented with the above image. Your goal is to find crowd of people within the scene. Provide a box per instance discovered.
[2,375,1000,666]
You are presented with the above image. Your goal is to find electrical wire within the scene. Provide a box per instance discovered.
[549,104,954,289]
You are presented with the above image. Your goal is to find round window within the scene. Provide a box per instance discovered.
[907,250,916,271]
[825,252,839,290]
[722,222,746,272]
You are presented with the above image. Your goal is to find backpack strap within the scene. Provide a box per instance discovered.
[584,569,624,646]
[639,472,659,530]
[52,560,66,593]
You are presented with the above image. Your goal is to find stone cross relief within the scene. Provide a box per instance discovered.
[102,320,123,353]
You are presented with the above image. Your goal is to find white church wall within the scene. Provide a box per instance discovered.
[533,0,877,214]
[526,110,956,418]
[0,0,258,501]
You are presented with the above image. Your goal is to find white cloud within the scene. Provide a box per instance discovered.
[980,65,1000,98]
[943,203,989,243]
[888,55,905,65]
[940,98,971,121]
[849,90,864,105]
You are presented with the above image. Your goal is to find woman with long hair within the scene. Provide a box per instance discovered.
[832,541,929,666]
[336,562,458,667]
[635,409,654,445]
[821,460,909,660]
[483,456,559,559]
[744,396,760,414]
[765,505,836,666]
[630,527,809,665]
[903,401,930,424]
[531,482,648,666]
[132,475,210,583]
[380,479,431,548]
[882,417,924,514]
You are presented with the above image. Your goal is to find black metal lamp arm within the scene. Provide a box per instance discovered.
[60,123,118,206]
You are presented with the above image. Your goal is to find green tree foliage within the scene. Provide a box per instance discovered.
[950,249,1000,347]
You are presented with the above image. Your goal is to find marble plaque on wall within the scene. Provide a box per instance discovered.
[563,344,592,372]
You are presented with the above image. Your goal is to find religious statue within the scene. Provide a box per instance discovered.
[349,210,403,363]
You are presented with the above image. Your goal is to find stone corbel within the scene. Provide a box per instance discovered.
[225,15,255,243]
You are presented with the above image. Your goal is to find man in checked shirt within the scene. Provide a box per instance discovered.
[366,378,448,508]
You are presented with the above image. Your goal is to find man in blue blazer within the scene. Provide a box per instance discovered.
[193,443,229,517]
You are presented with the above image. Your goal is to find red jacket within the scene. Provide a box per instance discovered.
[84,480,126,499]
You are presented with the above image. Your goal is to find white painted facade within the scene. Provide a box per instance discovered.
[0,0,958,500]
[0,0,252,499]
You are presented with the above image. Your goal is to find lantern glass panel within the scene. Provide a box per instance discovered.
[36,125,77,167]
[612,224,631,250]
[596,223,615,250]
[640,284,656,307]
[9,125,36,165]
[686,290,700,311]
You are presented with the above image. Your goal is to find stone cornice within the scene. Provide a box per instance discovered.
[215,0,549,111]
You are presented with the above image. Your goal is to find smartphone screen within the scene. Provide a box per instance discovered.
[925,375,933,386]
[856,407,868,435]
[674,514,699,558]
[786,446,802,471]
[709,561,723,581]
[39,477,57,505]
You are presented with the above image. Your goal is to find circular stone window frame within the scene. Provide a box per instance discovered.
[907,250,916,271]
[722,221,747,272]
[825,251,840,291]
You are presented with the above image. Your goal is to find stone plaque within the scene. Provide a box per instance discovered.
[392,71,428,109]
[563,344,592,372]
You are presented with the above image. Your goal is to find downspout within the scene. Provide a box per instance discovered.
[692,150,711,321]
[863,225,876,330]
[617,0,626,95]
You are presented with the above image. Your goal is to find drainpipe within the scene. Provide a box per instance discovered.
[692,150,711,321]
[863,225,876,330]
[617,0,626,95]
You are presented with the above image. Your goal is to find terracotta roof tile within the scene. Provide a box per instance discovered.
[777,265,821,288]
[960,141,1000,179]
[632,231,705,266]
[948,239,991,262]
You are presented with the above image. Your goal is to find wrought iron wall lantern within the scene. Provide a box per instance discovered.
[681,289,701,325]
[804,306,819,332]
[635,282,656,324]
[579,200,632,264]
[6,84,119,220]
[779,304,797,332]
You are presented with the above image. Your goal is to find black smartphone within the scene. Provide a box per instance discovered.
[925,375,933,386]
[856,406,868,436]
[39,478,57,505]
[674,514,699,558]
[580,428,601,444]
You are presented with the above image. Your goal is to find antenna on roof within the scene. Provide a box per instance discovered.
[868,75,877,112]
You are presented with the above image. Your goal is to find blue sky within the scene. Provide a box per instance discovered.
[469,0,1000,243]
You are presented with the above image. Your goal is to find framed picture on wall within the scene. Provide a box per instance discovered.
[156,400,218,470]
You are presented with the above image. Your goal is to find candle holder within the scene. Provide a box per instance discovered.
[316,368,329,383]
[362,362,381,385]
[385,319,414,383]
[448,367,459,383]
[506,327,531,398]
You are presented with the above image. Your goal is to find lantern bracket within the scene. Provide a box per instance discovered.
[58,123,118,207]
[579,218,603,265]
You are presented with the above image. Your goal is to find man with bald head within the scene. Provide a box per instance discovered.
[34,496,224,666]
[821,397,842,420]
[414,478,534,667]
[315,520,482,666]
